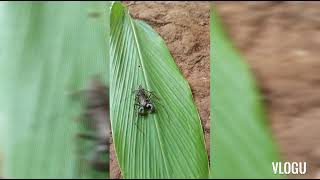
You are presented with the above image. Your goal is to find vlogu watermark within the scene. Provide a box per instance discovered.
[272,162,307,175]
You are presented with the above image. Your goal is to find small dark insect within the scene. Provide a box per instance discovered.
[133,85,157,116]
[71,78,111,172]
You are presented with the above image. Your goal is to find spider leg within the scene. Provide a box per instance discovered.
[150,93,160,100]
[144,90,160,101]
[132,84,142,94]
[135,95,139,103]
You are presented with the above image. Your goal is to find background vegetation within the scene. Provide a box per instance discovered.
[0,2,110,178]
[210,4,283,179]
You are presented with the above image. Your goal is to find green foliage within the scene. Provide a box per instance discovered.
[110,2,208,178]
[210,5,283,179]
[0,2,110,178]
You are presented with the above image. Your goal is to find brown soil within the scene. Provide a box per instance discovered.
[215,1,320,179]
[110,1,210,179]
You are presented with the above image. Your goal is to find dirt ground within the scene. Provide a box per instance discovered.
[110,1,210,178]
[215,1,320,179]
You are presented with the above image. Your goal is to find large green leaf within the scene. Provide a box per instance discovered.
[110,2,208,179]
[210,5,282,179]
[0,2,110,178]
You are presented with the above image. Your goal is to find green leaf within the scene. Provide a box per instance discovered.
[110,2,208,179]
[210,5,283,179]
[0,2,110,178]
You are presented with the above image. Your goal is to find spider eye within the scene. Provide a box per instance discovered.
[138,107,145,114]
[146,103,154,111]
